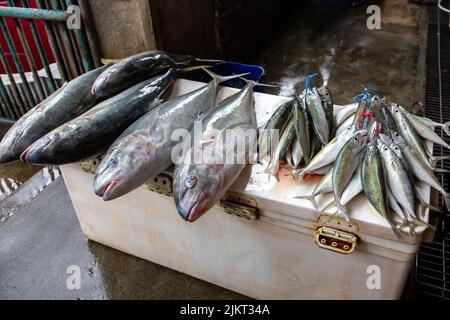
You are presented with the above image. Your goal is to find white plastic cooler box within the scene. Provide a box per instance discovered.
[60,79,435,300]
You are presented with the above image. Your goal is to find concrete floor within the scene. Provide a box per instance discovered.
[0,177,247,299]
[0,1,426,300]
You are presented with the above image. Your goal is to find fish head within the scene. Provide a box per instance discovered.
[91,66,116,97]
[389,103,405,119]
[20,127,66,164]
[0,128,24,163]
[390,131,406,146]
[94,139,152,201]
[173,162,224,222]
[378,133,393,145]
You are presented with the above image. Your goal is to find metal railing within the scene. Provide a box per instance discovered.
[0,0,94,119]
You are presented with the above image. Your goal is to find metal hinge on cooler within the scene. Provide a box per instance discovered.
[314,215,359,254]
[145,173,173,197]
[220,192,259,220]
[79,159,259,220]
[80,157,102,174]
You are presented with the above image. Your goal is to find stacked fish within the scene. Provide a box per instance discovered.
[294,92,450,239]
[259,74,335,179]
[0,50,267,223]
[0,51,222,164]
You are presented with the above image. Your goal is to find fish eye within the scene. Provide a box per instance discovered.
[395,109,399,113]
[383,146,388,151]
[53,132,60,139]
[353,137,358,141]
[394,146,399,150]
[185,174,197,188]
[110,158,118,166]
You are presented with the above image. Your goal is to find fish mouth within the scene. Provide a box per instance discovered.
[19,145,32,164]
[20,137,51,164]
[95,180,120,201]
[176,192,209,222]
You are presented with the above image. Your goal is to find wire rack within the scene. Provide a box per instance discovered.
[414,3,450,300]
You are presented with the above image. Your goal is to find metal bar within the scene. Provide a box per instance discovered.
[77,0,101,68]
[65,0,94,71]
[36,0,68,82]
[6,0,45,102]
[0,5,68,21]
[0,18,36,108]
[0,77,16,119]
[57,0,83,76]
[49,0,81,77]
[42,0,76,79]
[21,0,57,92]
[0,45,26,117]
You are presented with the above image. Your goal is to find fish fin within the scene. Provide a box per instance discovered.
[201,68,251,85]
[294,195,319,211]
[442,121,450,136]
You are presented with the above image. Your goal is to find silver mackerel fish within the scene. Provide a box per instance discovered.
[0,65,108,163]
[93,69,248,200]
[22,69,178,165]
[173,79,263,222]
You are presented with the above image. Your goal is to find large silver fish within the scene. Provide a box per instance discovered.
[22,69,177,165]
[93,70,247,200]
[92,50,221,97]
[0,65,107,163]
[173,80,260,222]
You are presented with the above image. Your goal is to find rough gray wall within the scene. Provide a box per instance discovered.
[84,0,157,59]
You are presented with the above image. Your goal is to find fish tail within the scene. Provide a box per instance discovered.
[100,58,119,65]
[434,168,450,173]
[430,156,450,167]
[443,193,450,211]
[201,68,251,85]
[442,120,450,136]
[238,77,279,89]
[264,163,280,181]
[293,169,305,180]
[294,194,319,210]
[335,202,351,222]
[181,65,212,73]
[387,219,404,241]
[412,217,435,230]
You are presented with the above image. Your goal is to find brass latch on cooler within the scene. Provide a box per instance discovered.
[220,192,259,220]
[314,215,359,254]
